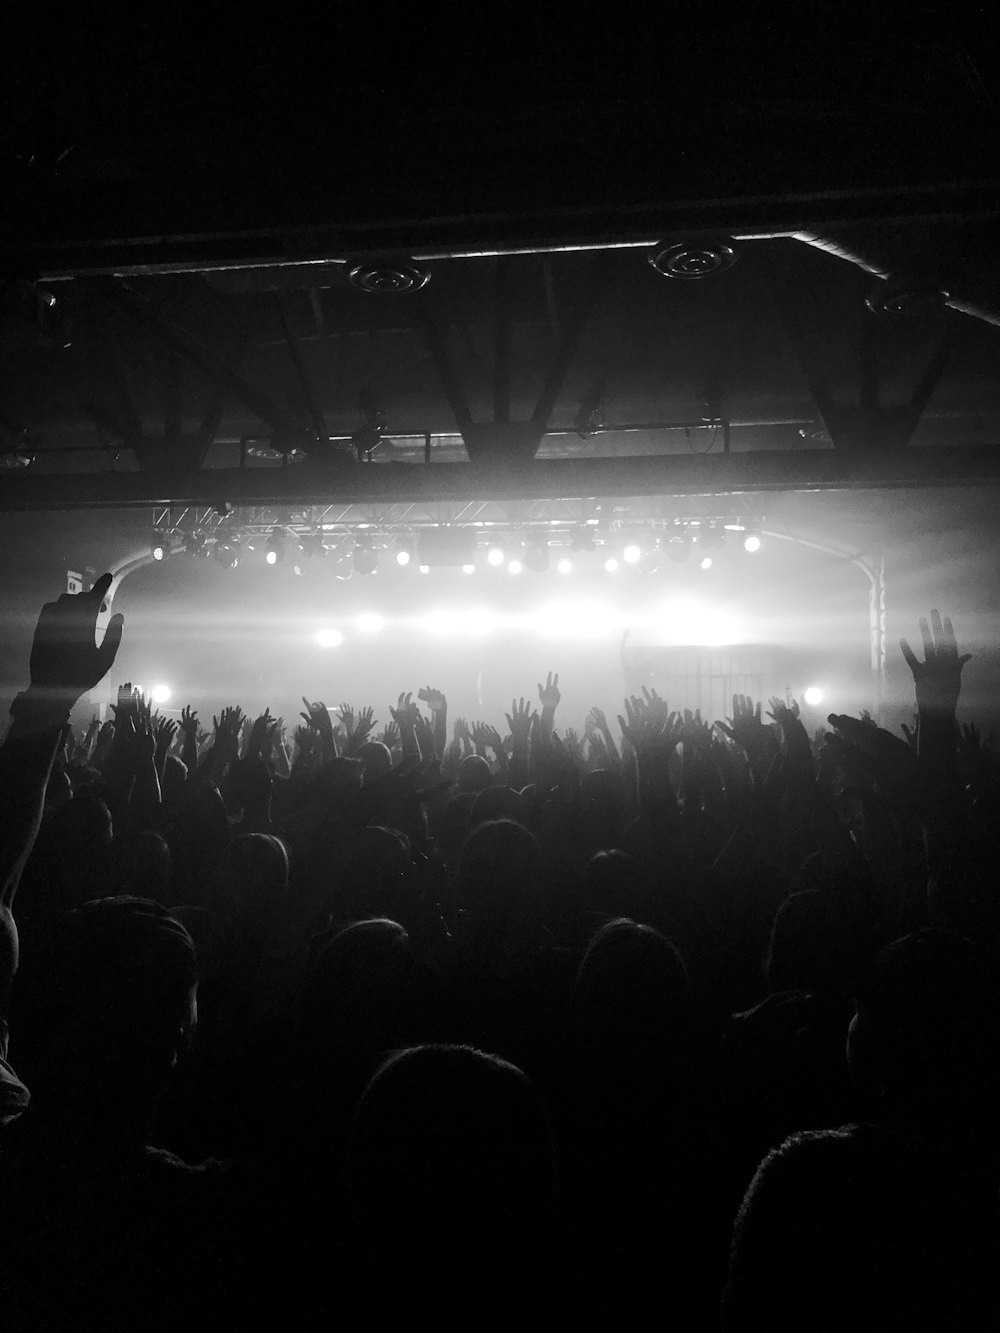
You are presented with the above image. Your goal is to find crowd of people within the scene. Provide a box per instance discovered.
[1,574,998,1329]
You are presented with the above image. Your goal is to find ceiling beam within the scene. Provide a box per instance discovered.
[2,447,1000,510]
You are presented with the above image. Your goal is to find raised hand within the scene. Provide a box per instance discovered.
[587,705,609,734]
[180,705,199,739]
[418,686,447,714]
[301,697,334,738]
[153,715,178,753]
[247,710,278,759]
[716,694,768,753]
[336,702,356,736]
[213,705,245,752]
[538,672,561,710]
[354,705,376,741]
[23,571,124,711]
[453,716,471,744]
[378,720,400,750]
[111,682,140,724]
[900,609,971,716]
[390,692,420,730]
[293,724,316,756]
[901,714,919,752]
[505,697,538,748]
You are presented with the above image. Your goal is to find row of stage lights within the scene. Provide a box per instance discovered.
[151,525,764,576]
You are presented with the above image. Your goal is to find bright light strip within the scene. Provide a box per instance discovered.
[422,609,461,636]
[150,684,171,704]
[357,613,385,633]
[315,628,344,648]
[804,686,824,706]
[651,597,741,647]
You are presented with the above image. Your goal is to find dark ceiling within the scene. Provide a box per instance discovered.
[2,5,999,512]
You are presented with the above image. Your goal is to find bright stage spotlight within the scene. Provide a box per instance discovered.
[744,532,762,553]
[150,684,171,704]
[152,542,165,561]
[395,540,413,566]
[315,628,344,648]
[423,609,460,636]
[357,612,385,633]
[292,563,305,576]
[557,557,573,574]
[462,563,476,575]
[623,542,642,565]
[803,686,824,707]
[604,556,620,573]
[418,564,430,574]
[700,556,713,570]
[487,545,505,567]
[508,559,524,575]
[266,534,283,565]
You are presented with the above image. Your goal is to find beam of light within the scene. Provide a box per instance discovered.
[804,686,824,706]
[557,557,573,574]
[532,599,620,641]
[422,609,462,636]
[151,684,171,704]
[356,612,385,633]
[487,545,505,567]
[315,628,344,648]
[464,607,500,637]
[654,597,741,646]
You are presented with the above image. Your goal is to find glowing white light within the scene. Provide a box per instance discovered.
[266,550,278,566]
[152,545,165,561]
[623,543,642,564]
[656,597,740,647]
[150,684,171,704]
[604,557,620,573]
[462,563,476,575]
[487,546,505,567]
[534,599,618,641]
[293,563,305,576]
[423,609,460,636]
[557,557,573,574]
[357,613,385,633]
[418,564,430,574]
[744,534,761,553]
[396,549,411,566]
[804,686,824,707]
[464,608,499,637]
[508,559,523,574]
[315,628,344,648]
[700,556,713,570]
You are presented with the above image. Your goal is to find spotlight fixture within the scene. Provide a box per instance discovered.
[348,260,432,294]
[700,556,713,570]
[152,541,165,561]
[803,686,824,706]
[293,563,305,577]
[353,540,378,576]
[487,544,505,567]
[604,556,620,573]
[508,558,524,575]
[150,684,171,704]
[214,539,241,569]
[266,534,283,565]
[418,564,430,574]
[462,563,476,575]
[395,541,413,567]
[623,542,642,565]
[557,557,573,575]
[184,533,210,558]
[648,239,738,280]
[744,532,762,553]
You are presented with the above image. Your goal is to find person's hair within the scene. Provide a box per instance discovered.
[469,784,528,827]
[458,818,539,926]
[457,753,493,794]
[765,889,860,997]
[576,917,691,1053]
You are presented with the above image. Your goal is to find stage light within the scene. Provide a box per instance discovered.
[557,557,573,574]
[623,542,642,564]
[604,556,620,573]
[396,548,412,567]
[487,545,505,567]
[423,609,460,636]
[508,559,524,575]
[215,539,240,569]
[152,543,165,561]
[315,628,344,648]
[465,608,498,637]
[293,563,305,576]
[357,612,385,633]
[804,686,824,707]
[744,532,762,553]
[462,563,476,575]
[418,564,430,574]
[266,534,283,565]
[150,684,171,704]
[353,542,378,576]
[700,556,713,570]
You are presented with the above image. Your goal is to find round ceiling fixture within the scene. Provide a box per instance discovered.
[865,277,949,318]
[348,260,432,294]
[648,241,738,280]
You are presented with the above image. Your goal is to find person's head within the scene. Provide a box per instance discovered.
[357,740,392,783]
[765,890,860,999]
[847,928,1000,1143]
[576,917,691,1058]
[457,753,493,795]
[469,784,529,828]
[301,918,413,1053]
[352,1044,554,1244]
[212,833,289,940]
[458,819,539,941]
[114,830,172,904]
[12,896,198,1118]
[337,826,413,925]
[578,849,647,924]
[228,756,274,810]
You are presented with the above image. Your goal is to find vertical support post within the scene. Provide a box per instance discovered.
[859,550,888,721]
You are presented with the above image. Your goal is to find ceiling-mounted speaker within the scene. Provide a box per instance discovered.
[348,260,432,294]
[648,240,738,280]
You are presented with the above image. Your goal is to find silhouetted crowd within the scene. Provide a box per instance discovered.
[1,581,999,1329]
